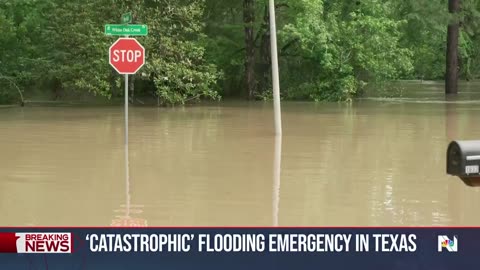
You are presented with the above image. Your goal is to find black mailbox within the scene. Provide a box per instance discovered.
[447,140,480,186]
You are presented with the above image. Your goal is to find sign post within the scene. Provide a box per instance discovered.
[108,37,145,145]
[106,16,147,221]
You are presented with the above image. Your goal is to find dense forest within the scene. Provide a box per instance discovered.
[0,0,479,105]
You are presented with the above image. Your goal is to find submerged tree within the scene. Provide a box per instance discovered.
[5,0,480,104]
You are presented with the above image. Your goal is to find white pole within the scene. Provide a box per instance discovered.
[272,135,282,226]
[125,74,130,218]
[269,0,282,136]
[125,74,129,145]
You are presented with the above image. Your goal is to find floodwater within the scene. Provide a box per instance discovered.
[2,81,480,226]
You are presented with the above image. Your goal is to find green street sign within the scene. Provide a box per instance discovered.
[105,24,148,36]
[121,12,132,24]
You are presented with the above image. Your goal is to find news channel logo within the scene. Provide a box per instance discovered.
[0,232,73,254]
[438,235,458,252]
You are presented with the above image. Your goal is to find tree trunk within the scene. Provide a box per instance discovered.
[52,77,62,101]
[259,4,271,94]
[446,0,460,95]
[243,0,256,100]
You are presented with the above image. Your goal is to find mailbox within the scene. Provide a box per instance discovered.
[447,140,480,186]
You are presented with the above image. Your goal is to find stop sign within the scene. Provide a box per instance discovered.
[109,38,145,74]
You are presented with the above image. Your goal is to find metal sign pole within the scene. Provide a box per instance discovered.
[124,73,130,218]
[125,74,129,146]
[124,28,130,218]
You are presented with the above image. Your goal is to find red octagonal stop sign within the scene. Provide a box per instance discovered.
[109,38,145,74]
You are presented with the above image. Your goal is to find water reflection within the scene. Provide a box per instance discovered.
[445,101,458,141]
[272,135,282,226]
[111,114,147,227]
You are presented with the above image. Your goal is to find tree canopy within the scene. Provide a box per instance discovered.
[1,0,479,105]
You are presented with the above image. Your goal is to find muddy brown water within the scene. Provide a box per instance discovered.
[2,81,480,226]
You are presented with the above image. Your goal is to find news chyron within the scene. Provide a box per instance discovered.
[0,232,73,253]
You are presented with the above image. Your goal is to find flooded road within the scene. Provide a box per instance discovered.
[2,81,480,226]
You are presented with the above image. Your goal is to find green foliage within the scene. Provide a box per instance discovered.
[1,0,219,105]
[279,0,413,101]
[3,0,480,104]
[203,0,245,97]
[393,0,448,80]
[139,0,221,105]
[0,88,16,105]
[41,0,115,98]
[0,0,50,102]
[460,0,480,80]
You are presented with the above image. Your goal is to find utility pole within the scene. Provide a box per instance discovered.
[269,0,282,135]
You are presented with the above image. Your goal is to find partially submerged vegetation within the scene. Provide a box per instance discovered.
[1,0,479,105]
